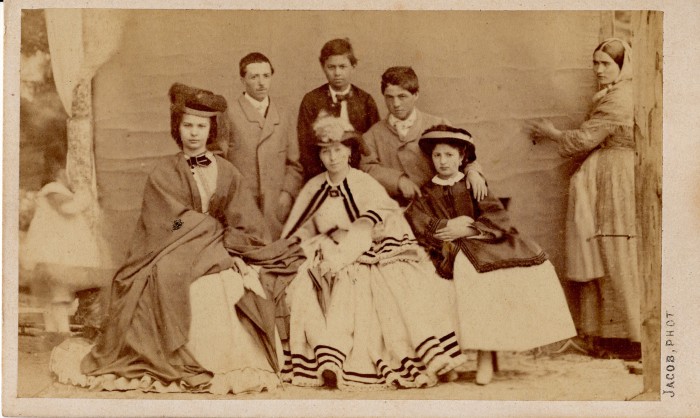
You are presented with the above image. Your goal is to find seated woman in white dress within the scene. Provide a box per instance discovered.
[280,115,467,391]
[405,125,577,385]
[50,83,301,395]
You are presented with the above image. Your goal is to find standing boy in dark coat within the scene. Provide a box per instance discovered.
[297,38,380,181]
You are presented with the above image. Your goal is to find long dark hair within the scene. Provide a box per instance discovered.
[42,137,67,187]
[343,138,362,169]
[170,110,218,149]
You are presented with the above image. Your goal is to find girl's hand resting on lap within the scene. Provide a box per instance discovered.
[435,216,477,241]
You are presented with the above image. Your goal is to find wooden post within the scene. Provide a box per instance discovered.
[633,11,663,397]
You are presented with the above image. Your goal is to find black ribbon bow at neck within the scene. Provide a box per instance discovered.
[335,90,353,102]
[187,154,212,168]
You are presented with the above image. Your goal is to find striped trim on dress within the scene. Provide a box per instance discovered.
[284,181,331,239]
[281,348,387,389]
[357,235,423,264]
[281,331,465,390]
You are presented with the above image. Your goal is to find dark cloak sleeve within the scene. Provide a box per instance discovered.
[406,181,547,278]
[216,160,306,341]
[405,189,458,279]
[81,155,303,383]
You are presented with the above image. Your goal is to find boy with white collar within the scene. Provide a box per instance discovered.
[360,66,487,205]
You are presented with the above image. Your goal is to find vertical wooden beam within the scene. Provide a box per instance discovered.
[633,10,663,396]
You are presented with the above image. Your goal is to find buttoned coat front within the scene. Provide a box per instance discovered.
[224,94,303,239]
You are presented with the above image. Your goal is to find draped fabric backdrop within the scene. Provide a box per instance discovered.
[55,10,613,282]
[44,9,127,240]
[44,9,84,118]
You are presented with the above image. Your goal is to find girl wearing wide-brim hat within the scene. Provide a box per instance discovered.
[406,125,576,385]
[281,114,466,391]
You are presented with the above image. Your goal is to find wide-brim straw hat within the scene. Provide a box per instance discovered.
[418,127,476,163]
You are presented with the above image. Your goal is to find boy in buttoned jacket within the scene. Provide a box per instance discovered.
[297,38,380,182]
[221,52,303,239]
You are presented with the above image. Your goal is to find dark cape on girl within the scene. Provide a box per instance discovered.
[405,173,576,352]
[406,179,547,278]
[51,154,305,394]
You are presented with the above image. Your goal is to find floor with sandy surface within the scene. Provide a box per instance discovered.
[18,340,643,401]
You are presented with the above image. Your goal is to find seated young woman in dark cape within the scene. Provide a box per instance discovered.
[50,83,304,395]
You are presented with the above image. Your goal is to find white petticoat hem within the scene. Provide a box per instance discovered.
[50,338,280,395]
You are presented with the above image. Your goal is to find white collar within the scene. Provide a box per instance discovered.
[388,108,417,128]
[329,84,352,102]
[431,172,464,186]
[244,93,269,111]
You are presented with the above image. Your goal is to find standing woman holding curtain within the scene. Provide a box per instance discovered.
[527,38,640,359]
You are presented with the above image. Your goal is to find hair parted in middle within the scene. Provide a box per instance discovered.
[594,39,626,69]
[170,112,219,149]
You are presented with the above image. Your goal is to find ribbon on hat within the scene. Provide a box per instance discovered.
[184,107,219,117]
[420,130,473,144]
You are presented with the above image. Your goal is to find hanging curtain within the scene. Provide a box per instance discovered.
[45,9,128,114]
[43,9,126,271]
[44,9,85,117]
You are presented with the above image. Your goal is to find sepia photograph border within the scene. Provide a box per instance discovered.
[3,0,699,416]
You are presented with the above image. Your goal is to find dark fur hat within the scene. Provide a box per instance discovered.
[169,83,227,116]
